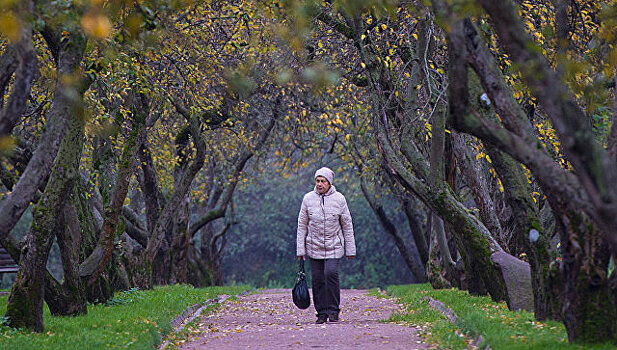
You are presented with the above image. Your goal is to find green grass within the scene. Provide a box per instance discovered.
[386,284,617,350]
[0,284,252,350]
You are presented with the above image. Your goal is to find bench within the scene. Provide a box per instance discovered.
[0,246,19,274]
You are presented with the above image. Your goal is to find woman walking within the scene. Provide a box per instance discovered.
[296,167,356,324]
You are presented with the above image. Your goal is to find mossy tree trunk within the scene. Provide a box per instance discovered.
[187,244,213,287]
[555,210,617,343]
[43,176,96,311]
[169,122,192,285]
[428,108,459,288]
[170,194,190,284]
[44,204,88,316]
[83,93,148,289]
[427,226,454,289]
[464,67,556,320]
[488,148,556,320]
[434,1,617,341]
[376,116,509,303]
[5,31,87,330]
[137,141,161,233]
[451,133,504,246]
[0,32,79,244]
[133,140,167,287]
[199,222,226,286]
[130,140,168,288]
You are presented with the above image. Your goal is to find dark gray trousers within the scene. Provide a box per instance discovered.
[309,258,340,316]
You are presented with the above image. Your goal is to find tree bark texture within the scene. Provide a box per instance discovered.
[137,141,161,233]
[0,35,83,243]
[427,232,453,289]
[5,39,87,330]
[360,179,427,282]
[0,0,37,138]
[429,109,456,271]
[48,204,88,316]
[187,244,213,287]
[488,147,556,320]
[199,222,227,286]
[451,133,504,246]
[169,122,193,285]
[85,95,148,287]
[436,1,617,341]
[400,195,429,266]
[170,194,190,284]
[142,104,206,287]
[376,117,508,303]
[554,212,617,343]
[476,0,617,256]
[0,48,18,107]
[465,68,556,319]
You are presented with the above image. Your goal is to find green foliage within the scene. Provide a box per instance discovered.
[591,106,612,142]
[103,287,143,306]
[387,284,617,349]
[0,284,251,350]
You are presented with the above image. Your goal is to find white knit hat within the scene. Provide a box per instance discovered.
[314,167,334,185]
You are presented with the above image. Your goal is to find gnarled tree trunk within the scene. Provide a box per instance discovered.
[5,31,88,330]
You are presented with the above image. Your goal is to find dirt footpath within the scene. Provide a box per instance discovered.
[178,289,430,349]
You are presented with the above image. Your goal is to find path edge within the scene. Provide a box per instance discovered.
[423,296,491,350]
[158,291,250,349]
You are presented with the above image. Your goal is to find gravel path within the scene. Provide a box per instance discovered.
[178,288,430,349]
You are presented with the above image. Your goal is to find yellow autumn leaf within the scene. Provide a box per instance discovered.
[0,12,20,42]
[0,135,16,153]
[81,12,112,38]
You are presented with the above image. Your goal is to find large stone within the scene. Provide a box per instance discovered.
[491,251,533,312]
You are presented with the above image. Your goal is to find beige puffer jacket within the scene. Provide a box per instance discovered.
[296,185,356,259]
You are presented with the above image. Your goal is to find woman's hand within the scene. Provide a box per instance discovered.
[346,256,355,260]
[298,256,305,260]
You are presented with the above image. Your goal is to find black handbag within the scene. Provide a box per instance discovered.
[292,260,311,309]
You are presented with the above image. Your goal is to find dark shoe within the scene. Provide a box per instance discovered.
[316,314,328,324]
[329,313,339,322]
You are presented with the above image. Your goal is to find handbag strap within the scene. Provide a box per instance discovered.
[298,259,305,273]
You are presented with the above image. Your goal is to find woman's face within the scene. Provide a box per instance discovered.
[315,176,331,194]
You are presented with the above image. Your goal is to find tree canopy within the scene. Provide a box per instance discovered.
[1,0,617,344]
